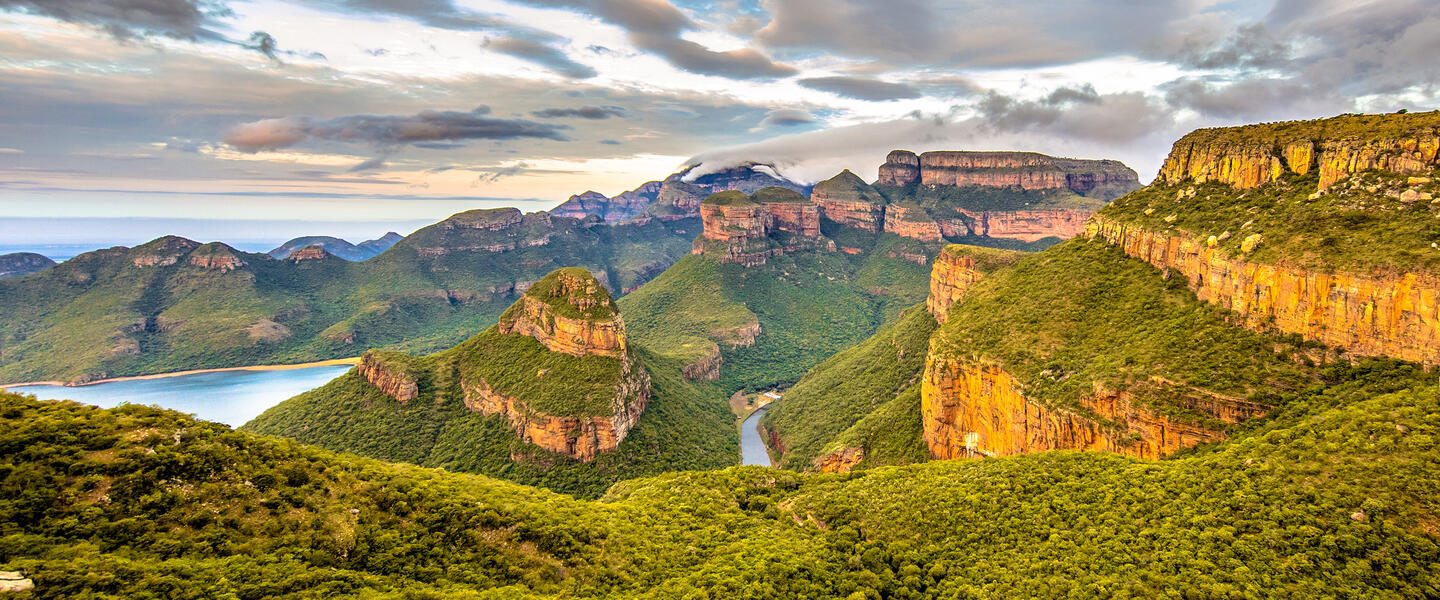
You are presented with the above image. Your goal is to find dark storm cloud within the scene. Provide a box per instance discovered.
[0,0,226,40]
[484,37,597,79]
[531,105,627,119]
[513,0,796,79]
[798,76,920,101]
[224,106,570,152]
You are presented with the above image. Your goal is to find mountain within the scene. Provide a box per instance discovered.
[0,212,697,384]
[0,252,55,279]
[618,186,943,392]
[268,232,402,261]
[814,150,1140,248]
[757,110,1440,473]
[243,267,735,497]
[550,163,811,223]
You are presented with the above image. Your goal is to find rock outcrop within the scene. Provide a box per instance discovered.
[1087,216,1440,365]
[878,150,1139,197]
[130,236,201,268]
[1158,111,1440,190]
[680,343,722,381]
[812,170,887,231]
[357,350,420,404]
[287,245,330,261]
[498,268,627,358]
[693,187,834,266]
[813,447,864,473]
[920,359,1262,460]
[927,249,986,323]
[946,209,1092,242]
[460,356,650,463]
[883,203,943,241]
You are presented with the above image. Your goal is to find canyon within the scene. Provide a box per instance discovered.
[693,188,834,266]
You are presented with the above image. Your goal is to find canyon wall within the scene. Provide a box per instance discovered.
[1158,112,1440,190]
[1086,216,1440,365]
[946,209,1092,243]
[882,204,942,241]
[811,169,885,232]
[920,359,1260,460]
[693,188,833,266]
[926,250,985,323]
[878,150,1138,195]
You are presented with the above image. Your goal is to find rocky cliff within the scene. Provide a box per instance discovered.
[945,209,1092,243]
[550,164,810,223]
[882,203,943,241]
[926,250,986,323]
[920,359,1262,459]
[878,150,1139,197]
[812,169,887,232]
[1086,216,1440,365]
[498,268,627,358]
[287,245,330,261]
[357,350,420,404]
[693,187,834,266]
[1158,111,1440,190]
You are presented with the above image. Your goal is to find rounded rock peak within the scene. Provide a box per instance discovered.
[886,150,920,166]
[524,267,617,319]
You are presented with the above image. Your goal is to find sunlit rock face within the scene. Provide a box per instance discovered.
[693,188,834,267]
[878,150,1139,195]
[1087,216,1440,366]
[1158,111,1440,191]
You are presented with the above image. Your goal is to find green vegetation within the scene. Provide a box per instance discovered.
[501,267,617,321]
[1171,109,1440,145]
[699,190,755,206]
[816,384,929,469]
[933,239,1320,428]
[6,354,1440,597]
[812,169,888,206]
[877,183,1110,214]
[0,213,700,383]
[1100,168,1440,274]
[618,255,757,366]
[245,345,735,498]
[750,186,808,204]
[760,304,936,470]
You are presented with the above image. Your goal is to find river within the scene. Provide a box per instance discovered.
[3,365,353,427]
[740,405,773,466]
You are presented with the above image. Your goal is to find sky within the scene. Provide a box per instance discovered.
[1,0,1437,245]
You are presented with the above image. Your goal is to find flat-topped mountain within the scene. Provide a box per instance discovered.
[246,267,733,495]
[691,187,832,267]
[268,232,401,261]
[0,252,56,279]
[815,150,1140,246]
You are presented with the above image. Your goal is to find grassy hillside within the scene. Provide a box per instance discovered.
[619,238,938,394]
[0,214,699,384]
[5,355,1438,597]
[759,304,936,470]
[1100,167,1440,274]
[245,341,735,499]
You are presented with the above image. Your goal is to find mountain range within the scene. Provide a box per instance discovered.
[267,232,404,261]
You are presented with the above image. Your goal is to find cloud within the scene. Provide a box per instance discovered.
[756,108,815,128]
[0,148,23,154]
[798,76,920,101]
[348,155,389,172]
[0,0,226,40]
[531,105,627,119]
[513,0,796,79]
[484,37,597,79]
[223,107,570,152]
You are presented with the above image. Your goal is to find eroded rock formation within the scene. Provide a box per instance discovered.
[288,245,329,261]
[878,150,1139,196]
[1158,111,1440,190]
[693,188,834,266]
[927,250,986,323]
[920,359,1260,460]
[357,350,420,404]
[498,269,627,358]
[812,170,886,231]
[1087,216,1440,365]
[883,204,942,241]
[813,447,864,473]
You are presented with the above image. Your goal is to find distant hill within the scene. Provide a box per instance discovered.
[268,232,402,261]
[0,252,55,279]
[244,268,736,497]
[0,212,697,384]
[550,163,812,222]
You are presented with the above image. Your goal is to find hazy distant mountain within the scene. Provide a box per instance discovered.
[0,252,56,279]
[268,232,402,261]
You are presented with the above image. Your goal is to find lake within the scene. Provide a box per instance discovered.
[3,365,353,427]
[740,405,773,466]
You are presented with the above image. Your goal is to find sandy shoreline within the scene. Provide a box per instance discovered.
[0,357,361,389]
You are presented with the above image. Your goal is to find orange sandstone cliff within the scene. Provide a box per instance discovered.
[692,188,834,266]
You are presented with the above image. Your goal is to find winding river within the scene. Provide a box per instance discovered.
[3,365,353,427]
[740,405,773,466]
